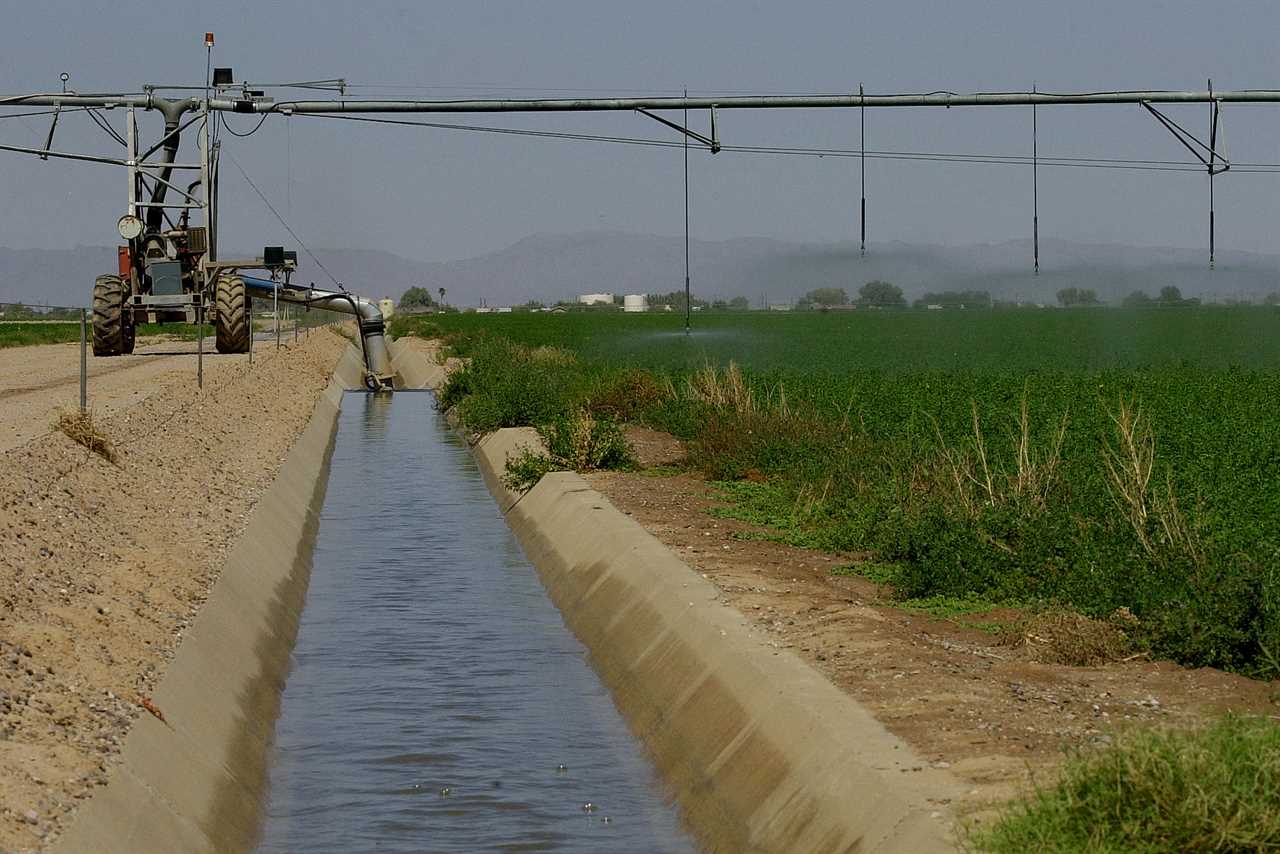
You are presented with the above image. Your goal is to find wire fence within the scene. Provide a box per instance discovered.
[1,297,354,415]
[0,301,85,320]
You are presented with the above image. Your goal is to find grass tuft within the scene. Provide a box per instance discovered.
[55,408,118,464]
[970,714,1280,853]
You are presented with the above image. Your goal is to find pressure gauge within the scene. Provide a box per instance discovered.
[117,214,143,241]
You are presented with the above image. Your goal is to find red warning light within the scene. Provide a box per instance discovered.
[204,32,215,47]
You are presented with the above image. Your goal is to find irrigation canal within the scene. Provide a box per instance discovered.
[257,391,693,852]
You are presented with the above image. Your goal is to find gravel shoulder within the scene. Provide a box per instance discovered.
[0,330,347,851]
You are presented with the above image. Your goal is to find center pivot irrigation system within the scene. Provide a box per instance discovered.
[3,36,1277,361]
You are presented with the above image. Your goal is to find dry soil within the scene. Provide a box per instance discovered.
[0,329,346,852]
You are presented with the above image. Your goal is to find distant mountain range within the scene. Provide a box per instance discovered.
[4,232,1278,310]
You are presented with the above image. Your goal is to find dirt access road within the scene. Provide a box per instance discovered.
[0,334,293,454]
[0,330,346,852]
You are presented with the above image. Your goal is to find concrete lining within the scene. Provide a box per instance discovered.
[52,343,395,853]
[470,436,965,851]
[389,341,446,390]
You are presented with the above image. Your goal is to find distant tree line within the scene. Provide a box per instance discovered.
[646,290,710,312]
[1121,286,1201,308]
[401,282,1280,313]
[398,287,437,309]
[797,281,907,309]
[0,302,83,319]
[1056,287,1101,307]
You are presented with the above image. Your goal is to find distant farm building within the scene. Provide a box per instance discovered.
[578,293,614,306]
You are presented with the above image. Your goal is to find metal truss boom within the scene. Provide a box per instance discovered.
[4,84,1275,272]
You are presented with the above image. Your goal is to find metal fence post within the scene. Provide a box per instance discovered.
[78,308,87,412]
[196,303,204,389]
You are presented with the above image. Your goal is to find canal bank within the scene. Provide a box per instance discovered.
[52,340,963,852]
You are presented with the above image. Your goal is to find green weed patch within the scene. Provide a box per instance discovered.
[970,715,1280,853]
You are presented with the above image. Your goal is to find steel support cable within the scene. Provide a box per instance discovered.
[288,111,1280,172]
[224,152,342,289]
[292,111,682,147]
[86,108,127,147]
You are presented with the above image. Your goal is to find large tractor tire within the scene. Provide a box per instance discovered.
[215,275,250,354]
[91,274,131,356]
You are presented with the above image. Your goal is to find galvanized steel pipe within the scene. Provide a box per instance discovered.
[241,276,393,388]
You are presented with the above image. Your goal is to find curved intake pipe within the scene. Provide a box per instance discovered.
[145,100,192,233]
[241,276,394,389]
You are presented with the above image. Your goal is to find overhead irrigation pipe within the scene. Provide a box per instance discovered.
[243,89,1280,113]
[8,89,1280,114]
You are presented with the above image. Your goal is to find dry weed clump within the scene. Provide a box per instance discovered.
[685,361,756,414]
[685,360,795,421]
[1102,397,1206,567]
[1000,608,1133,666]
[931,390,1068,518]
[528,345,577,368]
[55,408,118,464]
[588,369,673,421]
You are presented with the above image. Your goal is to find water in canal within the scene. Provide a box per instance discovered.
[257,392,694,853]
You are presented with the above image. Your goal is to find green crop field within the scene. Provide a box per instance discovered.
[394,306,1280,372]
[0,321,83,349]
[397,307,1280,676]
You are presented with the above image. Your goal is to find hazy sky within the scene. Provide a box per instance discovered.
[2,0,1279,262]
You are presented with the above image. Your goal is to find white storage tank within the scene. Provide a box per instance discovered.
[623,294,648,313]
[378,298,395,319]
